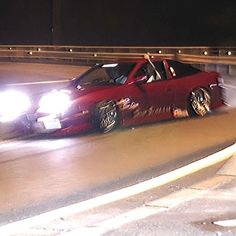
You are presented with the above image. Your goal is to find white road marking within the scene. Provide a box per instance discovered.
[6,80,69,86]
[0,143,236,235]
[220,84,236,89]
[214,219,236,227]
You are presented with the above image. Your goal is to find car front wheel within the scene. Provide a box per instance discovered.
[189,88,211,116]
[94,100,118,133]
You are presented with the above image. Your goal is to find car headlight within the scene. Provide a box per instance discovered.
[0,90,31,122]
[38,90,71,114]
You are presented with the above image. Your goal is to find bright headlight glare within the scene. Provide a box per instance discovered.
[0,90,31,122]
[38,90,71,114]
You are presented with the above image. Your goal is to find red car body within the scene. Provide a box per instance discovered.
[17,58,224,136]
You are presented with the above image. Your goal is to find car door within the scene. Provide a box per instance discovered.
[133,61,175,121]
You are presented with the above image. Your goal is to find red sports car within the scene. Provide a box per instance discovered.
[0,58,224,136]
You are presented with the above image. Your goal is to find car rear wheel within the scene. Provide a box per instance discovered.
[189,88,211,116]
[95,100,118,133]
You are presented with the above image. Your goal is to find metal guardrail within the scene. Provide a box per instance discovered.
[0,45,236,66]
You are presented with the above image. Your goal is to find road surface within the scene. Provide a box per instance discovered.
[0,62,236,235]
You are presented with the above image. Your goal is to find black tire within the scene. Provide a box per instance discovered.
[189,88,211,116]
[94,100,118,133]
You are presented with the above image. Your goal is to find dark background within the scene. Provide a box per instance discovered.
[0,0,236,46]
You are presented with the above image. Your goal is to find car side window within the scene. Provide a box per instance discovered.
[135,66,146,78]
[167,60,200,79]
[153,61,168,81]
[135,61,167,83]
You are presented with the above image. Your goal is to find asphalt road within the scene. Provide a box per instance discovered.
[0,62,236,230]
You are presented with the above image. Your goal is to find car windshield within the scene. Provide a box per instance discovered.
[73,62,135,87]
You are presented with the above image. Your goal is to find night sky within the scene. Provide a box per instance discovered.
[0,0,236,46]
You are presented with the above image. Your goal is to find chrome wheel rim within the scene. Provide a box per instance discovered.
[98,102,117,132]
[191,88,211,116]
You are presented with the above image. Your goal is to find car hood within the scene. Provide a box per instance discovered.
[66,84,120,99]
